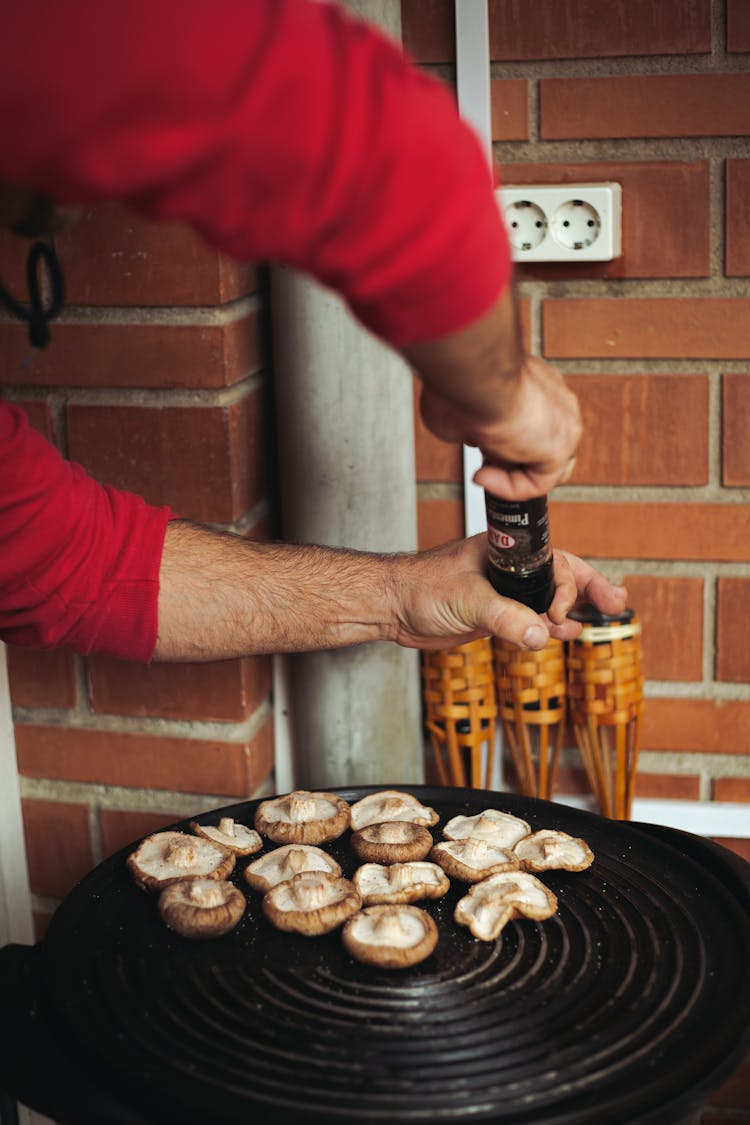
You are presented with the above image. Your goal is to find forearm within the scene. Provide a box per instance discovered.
[402,286,523,423]
[154,521,396,661]
[154,520,629,662]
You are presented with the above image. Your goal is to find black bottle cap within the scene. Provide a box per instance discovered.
[487,556,555,614]
[567,604,635,626]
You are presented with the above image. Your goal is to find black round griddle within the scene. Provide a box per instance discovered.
[4,785,750,1125]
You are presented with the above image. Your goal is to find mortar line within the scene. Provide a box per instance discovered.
[0,294,261,329]
[707,367,723,490]
[703,569,717,689]
[493,137,750,163]
[709,155,726,278]
[88,801,104,867]
[11,697,273,744]
[711,0,728,62]
[18,774,276,812]
[488,53,746,79]
[527,76,539,144]
[643,680,750,700]
[515,277,750,297]
[4,371,265,411]
[72,653,91,717]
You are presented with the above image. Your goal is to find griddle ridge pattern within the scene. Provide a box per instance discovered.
[41,796,741,1125]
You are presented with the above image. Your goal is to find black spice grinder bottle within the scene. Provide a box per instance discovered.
[485,491,555,614]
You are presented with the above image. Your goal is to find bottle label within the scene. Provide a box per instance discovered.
[485,495,551,575]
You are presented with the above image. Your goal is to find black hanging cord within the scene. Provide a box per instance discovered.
[0,240,65,349]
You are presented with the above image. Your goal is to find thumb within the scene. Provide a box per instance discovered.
[478,588,551,651]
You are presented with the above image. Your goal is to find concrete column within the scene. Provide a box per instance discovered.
[271,0,422,790]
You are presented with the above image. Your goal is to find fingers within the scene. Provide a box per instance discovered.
[473,461,565,502]
[546,550,627,639]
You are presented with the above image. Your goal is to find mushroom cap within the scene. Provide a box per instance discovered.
[514,829,594,872]
[254,790,351,845]
[126,831,235,893]
[244,844,342,894]
[190,817,263,856]
[430,838,520,883]
[350,821,433,865]
[443,809,531,849]
[455,871,558,940]
[353,861,450,906]
[262,871,361,935]
[342,905,438,968]
[349,790,439,831]
[158,878,246,939]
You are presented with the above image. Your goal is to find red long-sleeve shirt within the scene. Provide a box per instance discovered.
[0,0,511,661]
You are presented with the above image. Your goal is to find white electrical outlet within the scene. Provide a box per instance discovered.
[497,182,622,262]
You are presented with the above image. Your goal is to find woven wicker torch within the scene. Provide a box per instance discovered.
[566,606,644,820]
[492,636,566,799]
[422,638,498,789]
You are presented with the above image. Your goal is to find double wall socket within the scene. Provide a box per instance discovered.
[497,182,622,262]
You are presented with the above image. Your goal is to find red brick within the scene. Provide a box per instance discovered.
[417,498,464,550]
[552,767,700,800]
[502,161,710,280]
[66,390,265,523]
[726,160,750,277]
[722,374,750,487]
[634,773,701,800]
[708,1054,750,1107]
[639,699,750,754]
[88,654,272,722]
[489,0,709,60]
[401,0,454,63]
[601,770,694,801]
[0,314,260,390]
[550,501,750,563]
[0,207,258,309]
[15,724,263,797]
[99,809,180,858]
[713,778,750,802]
[490,80,528,141]
[13,398,55,441]
[7,646,77,709]
[620,576,704,682]
[544,299,750,360]
[716,578,750,683]
[567,375,709,486]
[541,75,750,140]
[22,798,93,898]
[54,205,257,307]
[727,0,750,52]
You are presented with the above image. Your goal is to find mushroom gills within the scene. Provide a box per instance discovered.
[442,809,530,848]
[349,790,438,830]
[353,861,449,905]
[514,830,594,871]
[244,844,341,893]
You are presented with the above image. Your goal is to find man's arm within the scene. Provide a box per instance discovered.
[154,521,627,661]
[403,288,582,499]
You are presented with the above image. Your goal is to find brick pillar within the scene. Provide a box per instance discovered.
[0,204,274,938]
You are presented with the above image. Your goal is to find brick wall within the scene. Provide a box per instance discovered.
[0,205,275,938]
[405,1,749,1115]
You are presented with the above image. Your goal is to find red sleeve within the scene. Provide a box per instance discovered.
[0,0,511,348]
[0,400,172,661]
